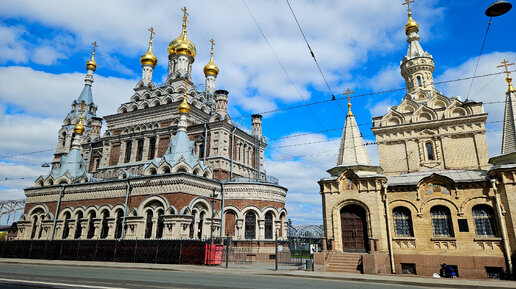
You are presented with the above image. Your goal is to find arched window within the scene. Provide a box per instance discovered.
[197,212,205,239]
[124,141,132,163]
[75,211,83,239]
[224,211,236,237]
[136,139,144,162]
[87,211,96,239]
[156,209,164,239]
[392,207,413,237]
[145,210,153,239]
[426,142,435,161]
[473,205,497,237]
[431,206,454,237]
[245,211,256,239]
[62,212,71,239]
[148,137,156,160]
[416,76,422,87]
[114,209,123,239]
[30,215,39,240]
[189,211,196,239]
[265,212,273,239]
[100,210,109,239]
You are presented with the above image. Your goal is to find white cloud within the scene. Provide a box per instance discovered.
[32,46,66,65]
[0,25,28,64]
[0,66,136,118]
[0,0,444,115]
[437,51,516,156]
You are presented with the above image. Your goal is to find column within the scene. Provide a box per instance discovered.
[118,141,127,164]
[141,137,150,162]
[258,219,265,240]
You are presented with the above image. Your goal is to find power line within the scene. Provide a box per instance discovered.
[285,0,347,115]
[0,149,54,160]
[241,0,327,129]
[465,17,492,100]
[232,70,515,120]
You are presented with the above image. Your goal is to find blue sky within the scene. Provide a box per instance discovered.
[0,0,515,225]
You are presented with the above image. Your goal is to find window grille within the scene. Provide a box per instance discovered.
[473,205,497,237]
[393,207,413,237]
[245,212,256,239]
[401,263,417,275]
[265,212,273,239]
[431,206,453,237]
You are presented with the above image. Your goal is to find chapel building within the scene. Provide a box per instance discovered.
[16,8,288,260]
[318,3,516,279]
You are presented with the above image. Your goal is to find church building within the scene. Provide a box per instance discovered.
[319,2,516,279]
[15,7,288,260]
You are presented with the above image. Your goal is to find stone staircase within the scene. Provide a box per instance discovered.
[326,252,363,273]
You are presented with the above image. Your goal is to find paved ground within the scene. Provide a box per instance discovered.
[0,258,514,289]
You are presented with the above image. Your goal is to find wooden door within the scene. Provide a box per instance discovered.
[340,206,366,251]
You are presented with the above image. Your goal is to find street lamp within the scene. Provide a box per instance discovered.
[485,1,512,17]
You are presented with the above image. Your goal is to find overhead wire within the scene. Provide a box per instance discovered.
[241,0,327,129]
[285,0,347,115]
[232,70,516,120]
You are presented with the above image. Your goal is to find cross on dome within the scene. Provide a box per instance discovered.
[342,88,355,116]
[148,27,155,43]
[402,0,414,13]
[498,59,515,77]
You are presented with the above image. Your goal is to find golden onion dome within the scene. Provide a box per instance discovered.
[168,30,184,55]
[86,53,97,71]
[178,95,190,114]
[507,76,515,92]
[140,44,157,68]
[175,35,196,58]
[404,12,419,34]
[203,54,219,76]
[74,117,85,134]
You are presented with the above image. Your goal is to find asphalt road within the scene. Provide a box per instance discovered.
[0,263,430,289]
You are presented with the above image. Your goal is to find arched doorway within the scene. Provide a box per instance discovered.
[340,204,368,252]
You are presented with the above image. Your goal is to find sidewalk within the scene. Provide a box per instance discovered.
[1,258,514,289]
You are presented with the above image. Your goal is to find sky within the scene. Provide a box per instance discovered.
[0,0,515,225]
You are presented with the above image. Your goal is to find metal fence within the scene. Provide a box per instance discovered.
[0,239,208,265]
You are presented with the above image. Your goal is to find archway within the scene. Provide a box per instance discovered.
[340,204,368,252]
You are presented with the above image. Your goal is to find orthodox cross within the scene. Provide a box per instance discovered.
[182,6,189,26]
[91,41,98,54]
[148,27,155,43]
[342,88,355,116]
[210,38,215,51]
[402,0,414,12]
[342,88,355,102]
[497,59,515,77]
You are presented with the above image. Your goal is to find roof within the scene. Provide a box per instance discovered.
[387,169,488,186]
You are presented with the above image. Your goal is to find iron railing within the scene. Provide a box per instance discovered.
[0,239,207,265]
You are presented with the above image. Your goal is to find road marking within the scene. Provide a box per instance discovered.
[0,277,128,289]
